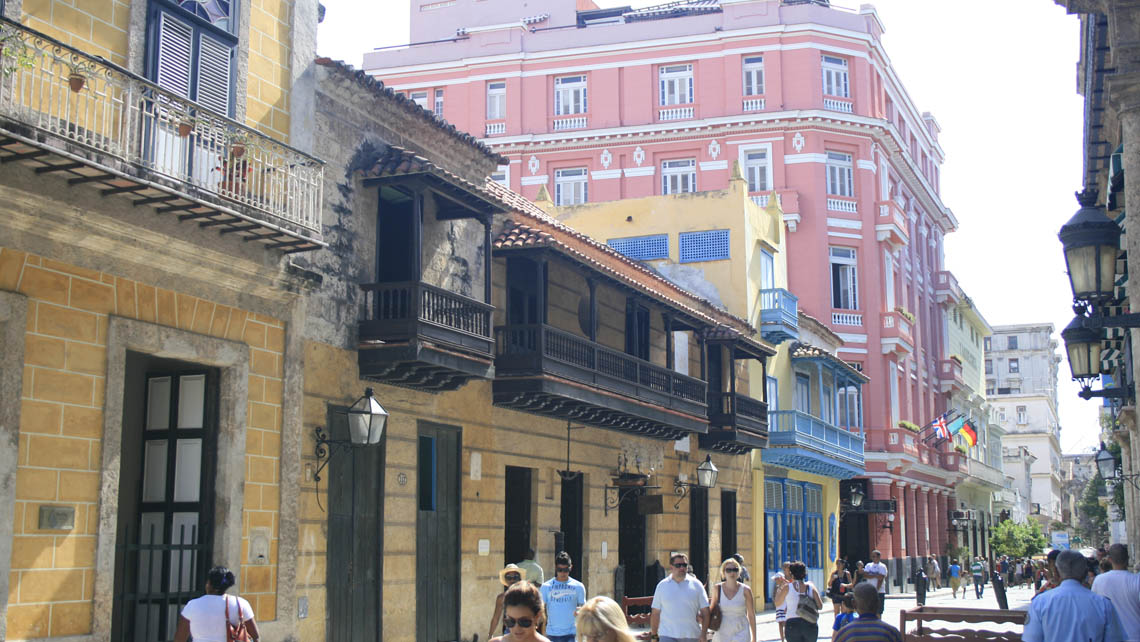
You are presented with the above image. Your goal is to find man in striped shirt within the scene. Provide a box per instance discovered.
[834,583,903,642]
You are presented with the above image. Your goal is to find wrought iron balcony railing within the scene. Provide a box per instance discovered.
[0,18,323,240]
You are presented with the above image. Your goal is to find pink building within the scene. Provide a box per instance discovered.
[366,0,964,584]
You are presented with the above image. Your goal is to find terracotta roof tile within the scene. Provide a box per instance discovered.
[789,342,869,383]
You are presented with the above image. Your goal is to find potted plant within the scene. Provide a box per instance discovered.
[66,60,95,92]
[0,27,34,76]
[894,306,916,324]
[177,116,197,138]
[954,444,968,455]
[898,420,921,433]
[229,131,250,158]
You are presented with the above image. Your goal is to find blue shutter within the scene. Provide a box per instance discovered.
[608,234,669,261]
[679,230,730,262]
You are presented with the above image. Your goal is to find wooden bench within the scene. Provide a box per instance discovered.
[622,596,654,628]
[900,606,1027,642]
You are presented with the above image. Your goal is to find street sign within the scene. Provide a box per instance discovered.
[1052,532,1071,550]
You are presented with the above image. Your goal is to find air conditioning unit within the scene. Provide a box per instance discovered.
[950,510,969,520]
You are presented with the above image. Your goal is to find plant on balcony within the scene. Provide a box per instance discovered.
[948,354,963,365]
[229,131,252,158]
[65,60,96,92]
[0,28,33,76]
[177,116,198,138]
[954,444,967,455]
[894,306,916,324]
[897,420,921,433]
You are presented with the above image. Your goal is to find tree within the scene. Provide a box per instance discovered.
[1078,473,1110,546]
[990,519,1050,558]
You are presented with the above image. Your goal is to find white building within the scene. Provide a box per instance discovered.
[987,324,1064,530]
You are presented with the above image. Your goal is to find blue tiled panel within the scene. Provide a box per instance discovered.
[607,234,669,260]
[679,229,730,262]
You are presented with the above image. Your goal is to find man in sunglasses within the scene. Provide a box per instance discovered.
[650,553,710,642]
[540,552,587,642]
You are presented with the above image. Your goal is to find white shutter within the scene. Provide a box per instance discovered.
[196,31,231,114]
[156,13,194,99]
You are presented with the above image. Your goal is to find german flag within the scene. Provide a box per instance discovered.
[960,421,978,447]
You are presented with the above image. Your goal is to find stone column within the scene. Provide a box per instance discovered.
[892,482,905,561]
[916,488,929,557]
[907,485,919,558]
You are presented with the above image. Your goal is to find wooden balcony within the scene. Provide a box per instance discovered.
[701,392,768,454]
[492,324,708,438]
[765,410,864,478]
[0,18,324,253]
[758,288,799,345]
[357,281,494,391]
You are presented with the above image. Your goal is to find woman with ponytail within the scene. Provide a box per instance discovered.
[174,565,260,642]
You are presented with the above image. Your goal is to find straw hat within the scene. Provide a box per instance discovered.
[499,564,527,586]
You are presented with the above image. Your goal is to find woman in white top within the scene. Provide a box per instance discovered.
[772,561,822,642]
[709,558,756,642]
[174,566,259,642]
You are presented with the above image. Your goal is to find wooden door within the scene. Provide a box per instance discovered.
[618,489,647,598]
[560,474,584,580]
[721,490,737,563]
[689,487,709,584]
[416,423,461,642]
[505,466,533,565]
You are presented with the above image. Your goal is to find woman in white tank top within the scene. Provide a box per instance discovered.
[710,558,756,642]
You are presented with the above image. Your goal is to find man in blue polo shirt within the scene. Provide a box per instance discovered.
[1023,550,1125,642]
[834,583,903,642]
[540,552,587,642]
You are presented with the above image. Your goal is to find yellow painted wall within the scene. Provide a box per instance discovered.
[0,247,285,639]
[21,0,131,67]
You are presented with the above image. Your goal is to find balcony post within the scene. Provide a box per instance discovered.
[413,192,424,281]
[816,362,825,419]
[698,332,706,381]
[728,348,736,396]
[537,257,547,323]
[664,313,673,370]
[483,218,492,304]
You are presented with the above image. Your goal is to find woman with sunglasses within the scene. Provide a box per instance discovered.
[491,581,550,642]
[709,558,756,642]
[773,561,823,642]
[575,596,636,642]
[490,564,527,641]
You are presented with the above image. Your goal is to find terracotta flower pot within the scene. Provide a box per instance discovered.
[230,143,246,158]
[177,122,193,138]
[68,73,86,92]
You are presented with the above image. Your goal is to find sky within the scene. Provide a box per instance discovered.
[317,0,1101,454]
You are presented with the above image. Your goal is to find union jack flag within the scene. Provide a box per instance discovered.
[933,413,951,441]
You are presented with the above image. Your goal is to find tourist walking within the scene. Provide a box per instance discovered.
[971,557,986,599]
[773,561,792,642]
[490,581,551,642]
[1023,550,1126,642]
[576,596,636,642]
[1036,550,1061,597]
[833,583,903,642]
[174,566,259,642]
[650,553,710,642]
[929,556,941,590]
[490,564,527,640]
[540,552,586,642]
[731,554,751,584]
[863,550,889,616]
[828,559,852,610]
[773,561,822,642]
[708,558,756,642]
[948,559,962,598]
[519,547,545,586]
[1092,544,1140,641]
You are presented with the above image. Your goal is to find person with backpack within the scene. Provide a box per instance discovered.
[773,561,823,642]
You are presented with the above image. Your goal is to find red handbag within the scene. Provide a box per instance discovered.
[225,596,251,642]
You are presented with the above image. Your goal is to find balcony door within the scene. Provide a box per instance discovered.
[507,257,546,325]
[376,187,418,284]
[625,300,650,361]
[618,489,647,599]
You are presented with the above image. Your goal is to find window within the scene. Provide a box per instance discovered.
[889,362,899,425]
[491,165,509,188]
[149,4,236,116]
[821,54,849,98]
[554,168,588,206]
[759,250,775,291]
[985,359,993,375]
[1008,358,1020,374]
[821,385,833,423]
[826,151,854,197]
[764,479,823,585]
[1017,406,1027,424]
[742,55,764,96]
[410,90,430,110]
[679,230,730,263]
[795,373,811,414]
[767,376,779,412]
[487,81,506,120]
[999,408,1007,422]
[837,385,859,430]
[662,158,697,194]
[830,247,859,310]
[659,64,694,106]
[984,337,992,351]
[554,75,588,115]
[1007,335,1019,350]
[434,89,444,117]
[744,150,769,193]
[608,234,669,261]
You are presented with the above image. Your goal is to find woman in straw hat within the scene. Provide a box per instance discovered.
[491,580,549,642]
[575,596,636,642]
[489,564,527,640]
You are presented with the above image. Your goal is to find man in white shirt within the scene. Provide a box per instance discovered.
[1092,544,1140,642]
[650,553,710,642]
[863,549,889,617]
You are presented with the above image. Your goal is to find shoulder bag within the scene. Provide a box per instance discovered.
[794,582,819,624]
[225,596,252,642]
[708,583,722,632]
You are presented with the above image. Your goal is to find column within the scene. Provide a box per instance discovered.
[906,485,918,565]
[893,482,906,562]
[936,491,948,557]
[916,488,929,558]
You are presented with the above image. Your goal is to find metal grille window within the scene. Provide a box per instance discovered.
[744,150,769,193]
[830,247,858,310]
[487,81,506,120]
[821,54,849,98]
[434,89,444,117]
[554,168,588,205]
[662,158,696,194]
[743,55,764,96]
[608,234,669,261]
[659,64,694,106]
[150,4,236,117]
[826,151,854,197]
[679,229,729,263]
[554,75,588,115]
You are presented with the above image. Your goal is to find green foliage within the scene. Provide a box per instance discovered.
[990,519,1049,558]
[1079,473,1109,546]
[898,420,921,433]
[0,28,34,76]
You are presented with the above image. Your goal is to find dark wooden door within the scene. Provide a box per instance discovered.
[327,406,385,642]
[619,489,647,598]
[560,474,584,580]
[625,300,650,360]
[721,490,737,562]
[689,487,709,584]
[416,422,461,642]
[505,466,533,565]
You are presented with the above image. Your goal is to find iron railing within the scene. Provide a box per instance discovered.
[0,18,323,233]
[359,281,493,339]
[495,323,707,404]
[769,409,864,465]
[114,522,208,642]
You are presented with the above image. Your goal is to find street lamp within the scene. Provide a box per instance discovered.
[1062,314,1103,383]
[673,454,719,508]
[1059,188,1120,306]
[1095,442,1139,490]
[313,388,389,482]
[850,486,865,509]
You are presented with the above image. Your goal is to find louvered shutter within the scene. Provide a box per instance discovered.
[196,32,232,115]
[156,13,193,99]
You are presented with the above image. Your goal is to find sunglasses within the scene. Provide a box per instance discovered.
[504,617,535,629]
[505,574,521,582]
[556,566,571,573]
[725,567,739,573]
[673,563,689,569]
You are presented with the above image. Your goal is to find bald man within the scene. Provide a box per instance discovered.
[833,583,902,642]
[1024,550,1125,642]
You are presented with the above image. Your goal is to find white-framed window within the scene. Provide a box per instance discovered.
[795,373,811,414]
[487,81,506,120]
[767,376,779,412]
[410,90,430,110]
[659,63,694,106]
[985,359,993,375]
[883,250,895,310]
[821,385,833,423]
[662,158,696,194]
[888,362,899,426]
[491,164,509,188]
[826,151,854,197]
[1016,406,1027,425]
[837,385,859,430]
[830,247,858,310]
[1008,358,1019,374]
[554,74,588,115]
[742,55,764,96]
[822,54,849,97]
[554,167,588,206]
[1007,335,1019,350]
[743,149,770,193]
[434,89,444,117]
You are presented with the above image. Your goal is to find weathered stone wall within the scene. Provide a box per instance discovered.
[420,196,486,299]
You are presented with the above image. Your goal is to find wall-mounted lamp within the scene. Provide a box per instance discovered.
[1097,442,1140,489]
[313,387,388,483]
[880,513,895,532]
[673,454,718,509]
